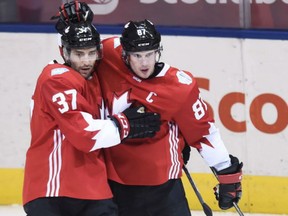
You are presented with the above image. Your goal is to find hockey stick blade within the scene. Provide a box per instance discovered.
[183,166,213,216]
[202,202,213,216]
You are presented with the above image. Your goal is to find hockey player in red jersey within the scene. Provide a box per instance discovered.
[22,18,161,216]
[54,2,243,215]
[96,20,243,216]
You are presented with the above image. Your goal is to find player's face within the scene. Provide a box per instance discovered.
[128,50,157,79]
[69,47,99,79]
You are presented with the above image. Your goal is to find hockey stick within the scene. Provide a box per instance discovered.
[183,165,213,216]
[233,202,245,216]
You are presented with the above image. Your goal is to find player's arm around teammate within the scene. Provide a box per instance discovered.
[53,2,243,215]
[22,8,160,216]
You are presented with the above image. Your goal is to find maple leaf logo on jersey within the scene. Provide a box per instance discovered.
[111,91,132,115]
[81,112,105,147]
[81,111,101,132]
[98,99,107,119]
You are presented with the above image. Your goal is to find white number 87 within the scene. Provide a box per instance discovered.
[137,29,146,36]
[192,95,207,120]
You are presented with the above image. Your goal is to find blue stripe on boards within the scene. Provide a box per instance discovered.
[1,23,288,40]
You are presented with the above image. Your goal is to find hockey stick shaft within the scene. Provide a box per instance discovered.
[233,202,245,216]
[183,165,213,216]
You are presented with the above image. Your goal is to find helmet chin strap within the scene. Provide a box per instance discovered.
[156,48,162,63]
[64,60,71,67]
[63,47,71,66]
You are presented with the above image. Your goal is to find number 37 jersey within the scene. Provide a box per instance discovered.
[98,37,230,186]
[23,62,121,205]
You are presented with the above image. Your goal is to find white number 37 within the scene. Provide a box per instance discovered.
[192,95,207,120]
[52,89,77,114]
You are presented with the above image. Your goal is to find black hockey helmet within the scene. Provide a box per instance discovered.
[120,19,161,52]
[61,21,101,51]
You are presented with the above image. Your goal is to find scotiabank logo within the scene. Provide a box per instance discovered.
[197,78,288,134]
[88,0,119,15]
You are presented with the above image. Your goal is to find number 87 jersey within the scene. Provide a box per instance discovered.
[98,37,231,186]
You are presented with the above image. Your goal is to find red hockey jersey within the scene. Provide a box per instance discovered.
[23,62,121,204]
[97,37,231,186]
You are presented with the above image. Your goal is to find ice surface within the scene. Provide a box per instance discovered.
[0,204,286,216]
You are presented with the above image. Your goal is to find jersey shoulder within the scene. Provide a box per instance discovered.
[39,61,84,88]
[102,36,121,51]
[100,37,123,66]
[159,64,197,91]
[43,61,70,76]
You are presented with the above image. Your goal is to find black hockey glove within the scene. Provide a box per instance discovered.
[182,142,191,165]
[51,1,94,34]
[110,106,161,140]
[212,155,243,210]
